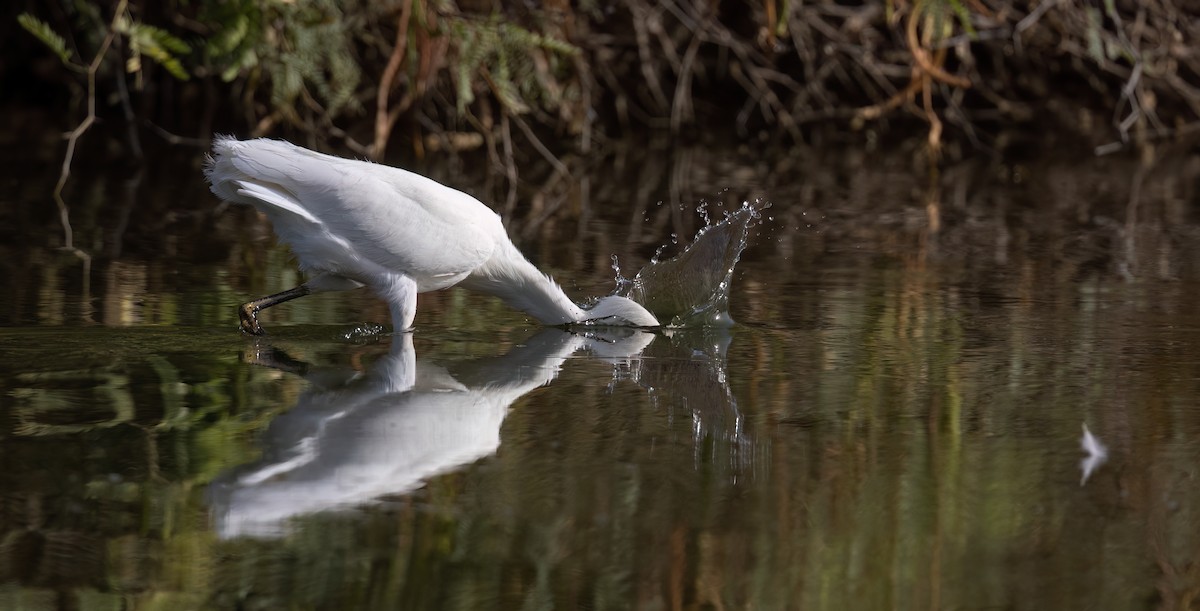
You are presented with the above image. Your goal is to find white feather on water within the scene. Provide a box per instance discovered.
[1080,423,1108,485]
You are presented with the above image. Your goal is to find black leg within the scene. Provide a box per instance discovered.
[239,285,311,335]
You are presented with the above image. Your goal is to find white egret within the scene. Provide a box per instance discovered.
[210,329,656,538]
[205,136,659,333]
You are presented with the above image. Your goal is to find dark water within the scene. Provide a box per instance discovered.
[3,132,1200,609]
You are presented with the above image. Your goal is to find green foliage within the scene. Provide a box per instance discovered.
[1085,7,1105,61]
[19,0,586,136]
[912,0,977,41]
[277,7,362,114]
[19,9,193,80]
[449,16,580,115]
[199,0,369,116]
[199,0,260,82]
[947,0,976,37]
[119,18,191,80]
[17,12,76,66]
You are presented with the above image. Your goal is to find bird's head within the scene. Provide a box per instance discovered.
[582,295,660,327]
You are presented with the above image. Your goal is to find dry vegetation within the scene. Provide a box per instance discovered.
[8,0,1200,277]
[12,0,1200,160]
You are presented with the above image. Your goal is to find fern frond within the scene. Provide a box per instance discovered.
[492,42,530,113]
[447,16,579,115]
[124,21,191,80]
[272,58,304,107]
[208,13,249,56]
[948,0,976,37]
[139,23,190,54]
[220,47,258,82]
[17,13,75,66]
[497,22,580,57]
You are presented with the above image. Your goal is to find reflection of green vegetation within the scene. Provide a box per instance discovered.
[11,369,134,435]
[3,260,1199,607]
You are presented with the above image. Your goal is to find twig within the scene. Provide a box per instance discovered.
[933,26,1012,50]
[500,112,518,217]
[575,55,594,154]
[510,112,569,176]
[856,77,924,120]
[1015,0,1064,38]
[671,36,702,133]
[1114,61,1144,142]
[52,0,130,319]
[519,169,572,240]
[55,0,128,249]
[905,8,972,89]
[142,119,209,147]
[922,68,943,153]
[627,0,671,111]
[373,0,414,160]
[112,35,142,161]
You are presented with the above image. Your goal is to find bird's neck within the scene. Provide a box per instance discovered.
[461,241,586,325]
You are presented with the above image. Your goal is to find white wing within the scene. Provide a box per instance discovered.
[208,137,502,288]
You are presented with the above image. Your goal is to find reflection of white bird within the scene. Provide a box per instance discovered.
[205,136,659,334]
[1079,423,1108,485]
[209,329,655,538]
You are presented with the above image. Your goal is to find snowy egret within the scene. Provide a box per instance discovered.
[210,329,655,537]
[205,136,659,333]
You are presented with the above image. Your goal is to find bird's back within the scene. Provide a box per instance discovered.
[206,137,503,290]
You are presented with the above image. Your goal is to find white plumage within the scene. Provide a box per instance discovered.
[209,329,656,538]
[205,136,659,332]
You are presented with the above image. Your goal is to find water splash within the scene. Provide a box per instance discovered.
[619,199,768,327]
[697,200,711,226]
[610,254,630,288]
[339,322,387,341]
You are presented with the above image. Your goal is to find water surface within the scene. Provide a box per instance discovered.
[2,136,1199,609]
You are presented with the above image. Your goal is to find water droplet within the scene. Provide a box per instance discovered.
[341,322,386,340]
[610,254,628,285]
[696,200,712,227]
[651,244,667,264]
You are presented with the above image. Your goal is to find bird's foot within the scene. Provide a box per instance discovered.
[238,304,266,336]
